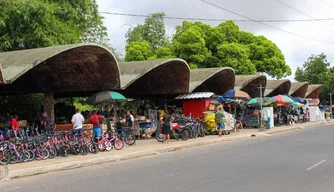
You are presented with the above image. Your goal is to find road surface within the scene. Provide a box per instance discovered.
[1,124,334,192]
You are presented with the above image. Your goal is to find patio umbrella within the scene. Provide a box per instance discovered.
[247,97,277,107]
[223,90,251,100]
[292,102,303,107]
[87,91,127,104]
[272,95,294,106]
[289,96,305,104]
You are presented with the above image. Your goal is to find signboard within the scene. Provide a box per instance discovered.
[306,98,320,106]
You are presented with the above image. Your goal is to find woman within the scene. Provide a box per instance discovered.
[304,108,310,122]
[160,111,174,144]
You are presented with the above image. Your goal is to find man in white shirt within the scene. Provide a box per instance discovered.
[71,108,85,134]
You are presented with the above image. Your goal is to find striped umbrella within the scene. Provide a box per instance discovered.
[224,90,251,100]
[272,95,294,106]
[247,97,277,107]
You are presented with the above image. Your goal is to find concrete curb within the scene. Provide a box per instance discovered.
[6,121,333,179]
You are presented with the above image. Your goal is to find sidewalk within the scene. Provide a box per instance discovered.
[5,120,334,180]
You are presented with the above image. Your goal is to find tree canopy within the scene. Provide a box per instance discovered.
[295,53,332,101]
[0,0,111,51]
[124,14,291,78]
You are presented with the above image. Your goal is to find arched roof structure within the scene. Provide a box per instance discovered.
[119,59,190,97]
[264,80,291,97]
[288,82,309,98]
[0,43,120,95]
[189,67,235,95]
[305,84,323,98]
[234,75,267,98]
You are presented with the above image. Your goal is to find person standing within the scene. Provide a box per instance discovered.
[215,107,225,137]
[90,110,104,141]
[71,108,85,134]
[304,108,310,122]
[10,114,19,138]
[125,111,134,129]
[160,111,174,144]
[41,112,51,133]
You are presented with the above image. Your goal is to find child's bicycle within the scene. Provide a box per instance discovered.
[0,161,8,182]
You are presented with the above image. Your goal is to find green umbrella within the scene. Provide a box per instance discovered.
[247,97,277,107]
[87,91,126,104]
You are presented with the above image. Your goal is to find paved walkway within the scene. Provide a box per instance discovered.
[5,120,333,179]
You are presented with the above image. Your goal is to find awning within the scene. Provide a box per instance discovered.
[175,92,214,100]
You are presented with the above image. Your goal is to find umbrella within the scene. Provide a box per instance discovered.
[223,90,251,100]
[217,95,229,102]
[247,97,277,107]
[292,102,303,107]
[272,95,294,106]
[289,96,305,104]
[87,91,127,104]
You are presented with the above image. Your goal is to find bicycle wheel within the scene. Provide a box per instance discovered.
[79,145,89,155]
[42,148,50,160]
[6,150,18,164]
[0,162,8,182]
[155,129,163,142]
[89,144,99,154]
[21,150,31,162]
[27,150,35,161]
[125,132,136,146]
[48,147,57,159]
[105,141,112,151]
[59,146,69,157]
[113,139,124,150]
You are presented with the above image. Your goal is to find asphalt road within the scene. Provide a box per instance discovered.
[1,124,334,192]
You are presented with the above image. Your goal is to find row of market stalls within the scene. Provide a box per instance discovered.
[0,43,324,133]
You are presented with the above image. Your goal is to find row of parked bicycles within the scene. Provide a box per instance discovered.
[0,127,128,165]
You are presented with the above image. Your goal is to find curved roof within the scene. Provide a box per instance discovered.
[305,84,323,98]
[234,75,267,98]
[119,59,190,96]
[289,82,309,98]
[189,67,235,95]
[264,80,291,97]
[0,43,120,95]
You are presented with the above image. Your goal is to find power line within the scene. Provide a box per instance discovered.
[275,0,334,27]
[99,11,334,23]
[319,0,334,9]
[200,0,334,45]
[5,0,334,23]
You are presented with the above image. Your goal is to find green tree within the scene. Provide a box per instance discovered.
[247,36,291,79]
[295,53,331,101]
[172,27,211,68]
[216,43,256,75]
[125,12,166,52]
[124,41,154,62]
[0,0,110,51]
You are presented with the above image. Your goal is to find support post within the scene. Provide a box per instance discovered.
[330,93,333,118]
[258,84,265,132]
[44,92,55,125]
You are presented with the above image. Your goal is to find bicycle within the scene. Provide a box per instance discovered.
[0,161,8,182]
[118,127,136,146]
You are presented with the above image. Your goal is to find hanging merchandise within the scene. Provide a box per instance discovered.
[204,113,216,132]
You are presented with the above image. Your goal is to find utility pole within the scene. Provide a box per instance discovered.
[330,93,333,118]
[258,84,265,131]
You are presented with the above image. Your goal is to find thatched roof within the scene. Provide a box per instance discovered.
[264,80,291,97]
[305,84,323,98]
[189,67,235,95]
[234,75,267,97]
[119,59,190,96]
[0,43,120,95]
[289,82,309,98]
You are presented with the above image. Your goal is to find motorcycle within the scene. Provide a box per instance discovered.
[155,123,191,142]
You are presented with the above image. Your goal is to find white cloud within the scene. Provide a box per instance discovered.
[96,0,334,80]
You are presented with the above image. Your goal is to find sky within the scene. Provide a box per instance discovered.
[96,0,334,81]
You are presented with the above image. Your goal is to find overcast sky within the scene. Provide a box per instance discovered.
[96,0,334,81]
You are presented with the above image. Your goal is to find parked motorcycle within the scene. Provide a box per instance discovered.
[155,123,191,142]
